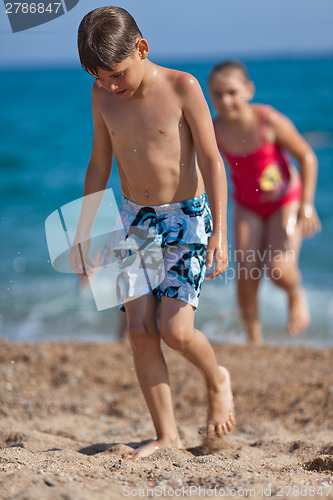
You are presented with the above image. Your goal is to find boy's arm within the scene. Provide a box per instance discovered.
[70,83,113,275]
[267,109,321,238]
[179,74,228,278]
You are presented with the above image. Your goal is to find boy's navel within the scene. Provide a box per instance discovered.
[159,129,166,134]
[144,190,150,199]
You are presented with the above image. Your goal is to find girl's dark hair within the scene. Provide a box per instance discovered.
[208,60,250,85]
[78,6,143,77]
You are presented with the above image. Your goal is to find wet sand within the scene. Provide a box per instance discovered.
[0,340,332,499]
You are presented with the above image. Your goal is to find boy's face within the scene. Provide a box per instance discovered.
[94,39,148,99]
[209,70,254,120]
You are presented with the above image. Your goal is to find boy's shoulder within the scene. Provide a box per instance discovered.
[159,65,201,96]
[91,79,105,98]
[91,80,107,110]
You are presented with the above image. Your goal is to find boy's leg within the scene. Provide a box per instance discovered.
[117,312,128,341]
[123,295,181,459]
[265,201,309,335]
[159,297,235,438]
[234,204,266,344]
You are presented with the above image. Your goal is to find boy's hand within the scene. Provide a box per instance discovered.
[69,239,94,277]
[205,232,228,280]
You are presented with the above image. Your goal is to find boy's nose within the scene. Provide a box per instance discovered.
[109,82,119,92]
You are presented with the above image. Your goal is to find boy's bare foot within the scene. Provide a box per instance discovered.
[288,288,310,336]
[207,366,235,439]
[123,437,182,460]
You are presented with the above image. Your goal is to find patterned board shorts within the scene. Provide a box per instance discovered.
[99,192,213,310]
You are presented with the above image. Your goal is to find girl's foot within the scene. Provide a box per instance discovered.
[288,288,310,336]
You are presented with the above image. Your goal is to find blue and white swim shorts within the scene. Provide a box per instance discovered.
[100,192,213,310]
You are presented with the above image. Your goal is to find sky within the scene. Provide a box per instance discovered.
[0,0,333,68]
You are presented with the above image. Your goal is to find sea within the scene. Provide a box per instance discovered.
[1,57,333,347]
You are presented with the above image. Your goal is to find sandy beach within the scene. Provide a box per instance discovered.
[0,339,332,499]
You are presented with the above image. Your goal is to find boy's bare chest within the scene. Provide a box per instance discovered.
[101,97,183,145]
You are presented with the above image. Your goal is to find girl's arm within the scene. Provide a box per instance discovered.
[267,109,321,238]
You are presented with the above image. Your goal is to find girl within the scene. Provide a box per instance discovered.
[209,61,321,344]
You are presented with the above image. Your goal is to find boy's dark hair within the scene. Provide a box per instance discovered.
[208,60,250,84]
[78,6,143,77]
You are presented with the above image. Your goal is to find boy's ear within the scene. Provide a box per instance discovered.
[136,38,149,60]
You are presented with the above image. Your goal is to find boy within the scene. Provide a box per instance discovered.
[70,6,235,459]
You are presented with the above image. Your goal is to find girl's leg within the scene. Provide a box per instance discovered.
[265,201,309,335]
[159,297,235,438]
[234,204,266,344]
[124,295,181,459]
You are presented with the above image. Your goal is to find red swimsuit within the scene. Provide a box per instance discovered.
[216,106,302,218]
